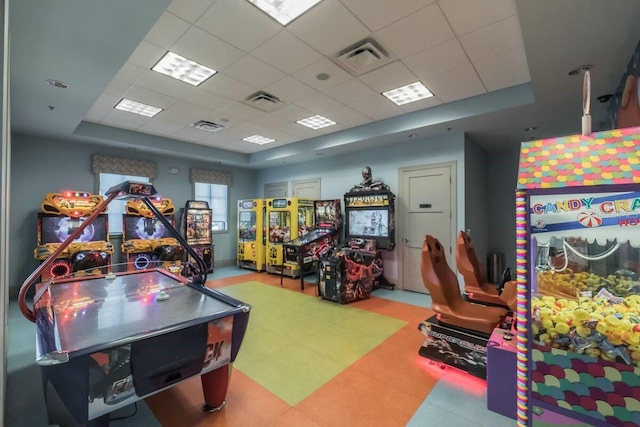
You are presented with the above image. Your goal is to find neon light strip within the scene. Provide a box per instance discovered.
[515,190,529,427]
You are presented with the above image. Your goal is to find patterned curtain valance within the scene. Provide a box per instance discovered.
[190,168,232,186]
[91,154,157,179]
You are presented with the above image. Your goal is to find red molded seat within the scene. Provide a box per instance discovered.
[422,235,506,335]
[455,231,506,306]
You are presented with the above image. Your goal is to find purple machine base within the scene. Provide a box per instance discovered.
[487,328,516,420]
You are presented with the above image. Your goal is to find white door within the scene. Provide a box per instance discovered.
[400,163,456,294]
[292,178,321,199]
[264,182,287,198]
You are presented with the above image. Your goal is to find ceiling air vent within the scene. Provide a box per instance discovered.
[193,120,226,133]
[334,37,392,76]
[243,91,284,113]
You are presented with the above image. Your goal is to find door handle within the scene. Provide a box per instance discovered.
[402,238,409,245]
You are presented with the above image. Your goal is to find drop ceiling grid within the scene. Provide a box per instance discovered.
[88,0,531,153]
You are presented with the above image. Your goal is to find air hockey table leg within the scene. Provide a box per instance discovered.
[201,364,231,413]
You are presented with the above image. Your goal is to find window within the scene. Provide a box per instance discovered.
[194,182,228,232]
[98,173,150,234]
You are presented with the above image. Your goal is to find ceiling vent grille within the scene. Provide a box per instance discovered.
[193,120,226,133]
[334,37,392,76]
[243,91,284,112]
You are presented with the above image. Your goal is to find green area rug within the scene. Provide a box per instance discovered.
[222,281,407,406]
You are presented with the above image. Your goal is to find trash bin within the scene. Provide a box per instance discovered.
[487,253,505,284]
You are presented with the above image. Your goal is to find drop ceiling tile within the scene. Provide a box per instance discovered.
[287,0,370,56]
[280,122,319,138]
[103,79,133,98]
[167,100,219,121]
[85,94,120,123]
[172,26,245,72]
[459,15,524,62]
[404,39,470,82]
[136,71,195,99]
[324,78,378,104]
[322,105,370,127]
[399,95,442,112]
[113,63,148,85]
[424,62,486,102]
[293,57,353,91]
[264,76,316,104]
[358,61,418,93]
[374,4,454,59]
[171,126,211,143]
[138,119,185,136]
[144,12,190,50]
[195,134,239,149]
[200,74,258,101]
[196,0,282,53]
[160,102,202,126]
[204,110,245,128]
[271,104,313,121]
[223,55,285,88]
[438,0,517,36]
[216,101,265,120]
[251,30,322,74]
[183,90,234,111]
[127,40,166,69]
[251,113,292,130]
[341,0,435,32]
[167,0,215,23]
[100,109,150,130]
[225,121,271,139]
[474,46,530,92]
[123,86,179,108]
[295,92,343,114]
[349,94,403,120]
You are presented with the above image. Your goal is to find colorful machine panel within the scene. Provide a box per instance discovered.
[237,199,266,272]
[344,190,395,250]
[314,199,342,230]
[41,191,104,218]
[181,200,214,273]
[517,127,640,427]
[125,197,175,218]
[265,198,314,276]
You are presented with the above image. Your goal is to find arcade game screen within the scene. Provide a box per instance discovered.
[39,214,108,244]
[123,216,173,241]
[185,209,212,246]
[347,209,389,238]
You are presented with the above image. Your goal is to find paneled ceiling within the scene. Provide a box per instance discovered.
[9,0,640,168]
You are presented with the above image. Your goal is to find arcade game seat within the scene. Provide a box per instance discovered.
[455,231,507,307]
[422,235,507,335]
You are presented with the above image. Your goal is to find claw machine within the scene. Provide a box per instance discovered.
[237,199,266,271]
[516,127,640,427]
[265,198,314,277]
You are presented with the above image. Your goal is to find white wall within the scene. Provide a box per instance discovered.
[255,132,467,283]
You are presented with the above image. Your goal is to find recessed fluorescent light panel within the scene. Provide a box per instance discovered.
[243,135,276,145]
[246,0,323,26]
[296,115,336,130]
[152,51,216,86]
[114,99,162,117]
[382,81,433,106]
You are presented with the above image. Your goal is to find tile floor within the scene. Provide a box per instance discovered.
[6,266,516,426]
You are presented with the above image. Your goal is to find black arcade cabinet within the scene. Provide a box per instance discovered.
[180,200,214,273]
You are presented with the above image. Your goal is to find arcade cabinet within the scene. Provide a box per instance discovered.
[121,197,183,273]
[237,199,266,272]
[317,167,395,304]
[418,235,509,379]
[283,199,342,290]
[18,181,251,427]
[34,191,113,281]
[515,127,640,427]
[180,200,214,273]
[265,197,314,277]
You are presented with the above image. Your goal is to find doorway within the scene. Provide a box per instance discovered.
[292,178,321,199]
[264,182,288,198]
[399,163,456,294]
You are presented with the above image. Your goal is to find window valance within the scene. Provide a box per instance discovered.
[190,168,232,186]
[91,154,157,179]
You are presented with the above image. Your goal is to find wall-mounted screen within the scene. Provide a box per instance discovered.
[39,214,108,245]
[123,215,174,241]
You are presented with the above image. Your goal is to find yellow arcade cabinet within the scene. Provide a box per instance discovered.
[237,199,266,272]
[266,197,314,277]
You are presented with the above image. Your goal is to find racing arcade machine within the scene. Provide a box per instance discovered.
[121,197,183,273]
[318,167,395,304]
[283,199,342,290]
[237,199,266,272]
[18,181,251,426]
[35,191,113,282]
[180,200,214,273]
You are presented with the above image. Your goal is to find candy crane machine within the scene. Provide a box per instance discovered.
[237,199,266,272]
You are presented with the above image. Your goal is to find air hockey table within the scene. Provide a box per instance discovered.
[33,269,249,425]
